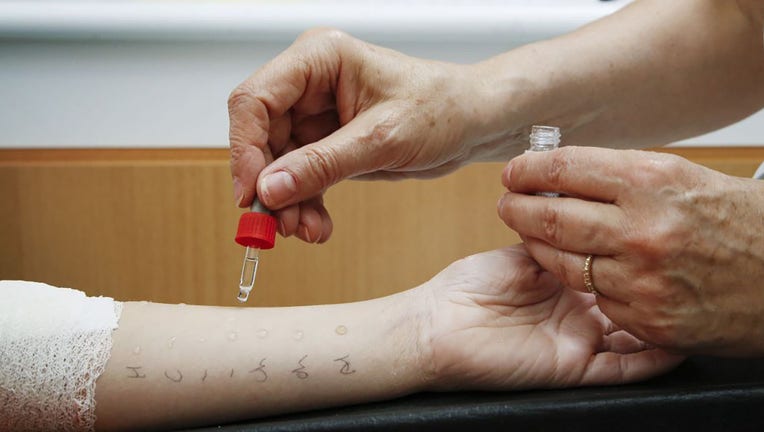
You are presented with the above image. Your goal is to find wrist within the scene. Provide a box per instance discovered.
[387,286,437,393]
[460,52,540,162]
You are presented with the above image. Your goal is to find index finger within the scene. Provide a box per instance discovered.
[227,29,341,207]
[504,146,635,203]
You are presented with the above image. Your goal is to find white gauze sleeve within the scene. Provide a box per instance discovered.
[0,280,123,432]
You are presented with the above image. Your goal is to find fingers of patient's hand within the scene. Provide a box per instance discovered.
[599,330,652,355]
[504,147,625,202]
[498,192,622,254]
[581,349,683,386]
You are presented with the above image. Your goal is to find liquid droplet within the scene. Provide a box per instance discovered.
[167,336,177,349]
[293,330,304,341]
[256,328,268,339]
[228,332,238,341]
[335,325,348,336]
[132,346,141,355]
[198,337,206,343]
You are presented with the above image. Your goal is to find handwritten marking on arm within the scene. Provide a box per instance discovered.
[292,355,309,380]
[333,355,357,375]
[126,366,147,379]
[201,369,208,382]
[249,358,268,383]
[164,369,183,383]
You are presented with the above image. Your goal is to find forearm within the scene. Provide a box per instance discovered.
[94,290,428,431]
[471,0,764,152]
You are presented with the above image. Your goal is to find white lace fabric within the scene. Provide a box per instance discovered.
[0,281,122,432]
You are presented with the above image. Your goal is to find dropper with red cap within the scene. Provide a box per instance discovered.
[234,198,276,302]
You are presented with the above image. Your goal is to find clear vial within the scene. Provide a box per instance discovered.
[528,125,561,197]
[529,125,561,152]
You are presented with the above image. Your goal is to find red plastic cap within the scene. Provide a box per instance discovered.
[235,212,277,249]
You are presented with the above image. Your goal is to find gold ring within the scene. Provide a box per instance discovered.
[583,255,600,296]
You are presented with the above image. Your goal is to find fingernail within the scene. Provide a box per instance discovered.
[497,194,507,218]
[260,171,297,205]
[278,219,286,236]
[502,163,513,188]
[301,225,313,243]
[233,177,244,206]
[496,194,507,214]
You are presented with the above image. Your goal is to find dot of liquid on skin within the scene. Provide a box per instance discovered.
[335,325,348,336]
[256,329,268,339]
[228,332,238,341]
[167,336,177,349]
[293,330,304,341]
[198,337,206,343]
[132,346,141,355]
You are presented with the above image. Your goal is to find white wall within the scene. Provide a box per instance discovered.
[0,0,760,148]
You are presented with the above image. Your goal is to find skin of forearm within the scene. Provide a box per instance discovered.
[93,290,429,431]
[469,0,764,153]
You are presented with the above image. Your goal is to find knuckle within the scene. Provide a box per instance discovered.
[622,219,682,262]
[547,147,573,187]
[554,251,574,288]
[628,151,682,188]
[300,27,346,41]
[540,204,564,245]
[302,146,342,189]
[229,143,246,165]
[227,86,252,114]
[497,195,514,225]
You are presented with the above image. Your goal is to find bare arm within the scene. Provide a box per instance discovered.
[93,247,682,431]
[94,292,424,431]
[473,0,764,151]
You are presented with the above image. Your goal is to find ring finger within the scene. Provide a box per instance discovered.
[522,235,635,304]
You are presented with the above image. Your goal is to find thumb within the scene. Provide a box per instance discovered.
[257,111,397,209]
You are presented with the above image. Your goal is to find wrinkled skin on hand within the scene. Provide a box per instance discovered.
[498,147,764,356]
[228,28,510,244]
[417,246,682,390]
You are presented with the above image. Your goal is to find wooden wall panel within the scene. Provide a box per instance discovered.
[1,147,762,306]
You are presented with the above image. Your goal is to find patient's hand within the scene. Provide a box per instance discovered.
[419,245,684,391]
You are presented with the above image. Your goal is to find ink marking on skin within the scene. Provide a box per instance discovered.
[164,369,183,383]
[249,358,268,383]
[333,355,357,375]
[230,368,235,378]
[126,366,147,379]
[335,325,348,336]
[201,369,208,382]
[292,355,309,379]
